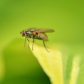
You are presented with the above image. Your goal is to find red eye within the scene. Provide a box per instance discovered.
[23,31,25,35]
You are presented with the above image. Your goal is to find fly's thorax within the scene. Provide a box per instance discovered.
[26,31,32,34]
[26,31,34,38]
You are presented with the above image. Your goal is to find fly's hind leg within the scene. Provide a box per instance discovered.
[43,40,50,53]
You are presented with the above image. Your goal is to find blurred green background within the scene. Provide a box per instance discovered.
[0,0,84,84]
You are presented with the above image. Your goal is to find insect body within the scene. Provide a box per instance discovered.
[20,28,55,52]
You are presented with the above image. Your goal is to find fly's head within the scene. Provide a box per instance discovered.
[20,30,26,37]
[20,28,35,38]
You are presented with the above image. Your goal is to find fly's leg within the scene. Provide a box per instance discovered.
[43,40,50,53]
[24,37,26,47]
[25,37,30,48]
[32,33,38,50]
[26,37,29,42]
[32,36,35,50]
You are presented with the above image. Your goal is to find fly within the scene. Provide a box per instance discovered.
[20,28,55,52]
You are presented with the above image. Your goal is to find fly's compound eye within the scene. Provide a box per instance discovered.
[22,31,25,36]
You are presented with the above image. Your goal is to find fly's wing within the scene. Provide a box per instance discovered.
[34,29,55,33]
[27,28,36,32]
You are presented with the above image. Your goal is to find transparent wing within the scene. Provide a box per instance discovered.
[34,29,55,33]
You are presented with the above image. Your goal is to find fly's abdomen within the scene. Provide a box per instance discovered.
[35,33,48,41]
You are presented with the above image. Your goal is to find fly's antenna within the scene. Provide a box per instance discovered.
[20,32,22,34]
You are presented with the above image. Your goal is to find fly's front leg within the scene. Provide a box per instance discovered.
[43,40,50,53]
[25,37,30,48]
[24,36,29,47]
[24,37,26,47]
